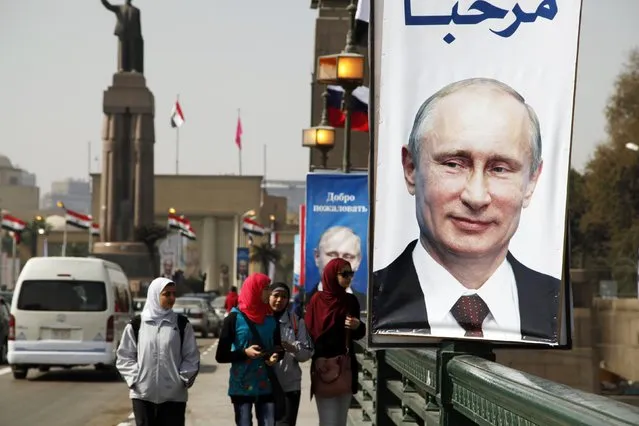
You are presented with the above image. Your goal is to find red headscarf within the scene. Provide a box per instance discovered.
[305,258,352,340]
[238,273,272,324]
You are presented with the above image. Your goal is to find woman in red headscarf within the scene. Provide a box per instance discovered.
[304,258,366,426]
[215,273,284,426]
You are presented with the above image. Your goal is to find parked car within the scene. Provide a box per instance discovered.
[173,297,221,338]
[0,291,13,306]
[211,296,228,320]
[0,297,10,364]
[132,297,145,313]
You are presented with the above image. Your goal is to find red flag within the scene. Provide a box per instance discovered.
[235,115,243,150]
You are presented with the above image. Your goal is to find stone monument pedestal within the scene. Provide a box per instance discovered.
[94,71,156,282]
[92,242,157,279]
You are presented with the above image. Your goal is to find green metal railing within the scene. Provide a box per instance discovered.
[348,339,639,425]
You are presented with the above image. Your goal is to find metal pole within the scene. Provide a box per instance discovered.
[344,0,358,54]
[175,127,180,175]
[11,233,17,285]
[88,225,93,255]
[176,94,180,175]
[263,144,267,183]
[62,223,67,257]
[342,86,353,173]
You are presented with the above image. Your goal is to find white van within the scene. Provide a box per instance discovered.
[7,257,133,379]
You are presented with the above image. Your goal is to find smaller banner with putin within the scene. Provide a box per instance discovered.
[369,0,581,348]
[304,173,369,309]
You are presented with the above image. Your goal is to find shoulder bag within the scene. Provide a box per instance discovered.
[312,328,352,398]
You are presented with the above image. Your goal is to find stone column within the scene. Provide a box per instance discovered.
[133,113,155,230]
[201,216,217,292]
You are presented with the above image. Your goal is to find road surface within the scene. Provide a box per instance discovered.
[0,338,216,426]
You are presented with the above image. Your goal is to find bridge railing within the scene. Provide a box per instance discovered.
[348,338,639,425]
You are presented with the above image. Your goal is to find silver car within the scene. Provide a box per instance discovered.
[173,297,220,338]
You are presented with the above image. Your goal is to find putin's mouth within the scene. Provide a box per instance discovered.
[450,216,493,233]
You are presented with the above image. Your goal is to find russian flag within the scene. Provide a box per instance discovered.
[326,85,369,132]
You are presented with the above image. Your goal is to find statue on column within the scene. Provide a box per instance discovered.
[101,0,144,74]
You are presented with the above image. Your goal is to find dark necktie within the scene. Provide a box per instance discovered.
[450,294,490,337]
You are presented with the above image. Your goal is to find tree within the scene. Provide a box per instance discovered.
[20,217,51,257]
[580,49,639,295]
[134,223,168,277]
[250,242,281,275]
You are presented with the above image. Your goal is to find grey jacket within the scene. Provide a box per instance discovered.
[116,315,200,404]
[274,311,313,392]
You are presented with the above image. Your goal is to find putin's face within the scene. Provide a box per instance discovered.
[315,228,362,276]
[402,88,542,261]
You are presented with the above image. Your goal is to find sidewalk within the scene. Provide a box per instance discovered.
[117,342,318,425]
[185,342,317,425]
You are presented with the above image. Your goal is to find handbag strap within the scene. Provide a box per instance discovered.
[239,312,283,389]
[240,311,267,349]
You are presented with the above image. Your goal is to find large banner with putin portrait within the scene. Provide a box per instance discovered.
[368,0,581,348]
[305,173,369,309]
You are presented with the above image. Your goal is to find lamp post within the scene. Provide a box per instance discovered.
[316,0,365,173]
[34,216,48,257]
[303,90,336,168]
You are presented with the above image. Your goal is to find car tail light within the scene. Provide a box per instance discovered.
[8,314,15,341]
[106,315,114,342]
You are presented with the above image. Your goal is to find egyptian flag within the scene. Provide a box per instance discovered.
[170,101,185,128]
[167,212,187,231]
[180,223,196,241]
[91,223,100,236]
[326,85,369,132]
[354,0,370,48]
[242,217,266,236]
[1,213,27,233]
[63,207,92,230]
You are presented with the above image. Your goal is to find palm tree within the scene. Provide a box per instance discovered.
[21,217,51,257]
[134,223,168,276]
[250,242,281,274]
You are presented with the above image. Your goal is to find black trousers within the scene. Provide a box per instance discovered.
[276,391,301,426]
[131,398,186,426]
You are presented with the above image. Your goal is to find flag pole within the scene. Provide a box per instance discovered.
[88,222,93,255]
[11,232,17,285]
[176,94,180,175]
[237,108,242,176]
[57,202,68,256]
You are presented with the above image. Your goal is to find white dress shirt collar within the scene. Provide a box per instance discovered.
[412,241,520,336]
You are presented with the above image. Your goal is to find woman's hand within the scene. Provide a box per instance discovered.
[265,353,279,366]
[345,316,360,330]
[244,345,262,359]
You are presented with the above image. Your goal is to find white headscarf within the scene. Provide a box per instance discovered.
[141,277,176,323]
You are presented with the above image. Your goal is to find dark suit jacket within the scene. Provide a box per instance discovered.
[102,1,142,39]
[372,240,560,343]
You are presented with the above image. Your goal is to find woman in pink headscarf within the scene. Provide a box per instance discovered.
[216,273,284,426]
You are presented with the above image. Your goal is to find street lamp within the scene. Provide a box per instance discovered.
[316,0,365,173]
[168,207,177,215]
[626,142,639,152]
[303,90,336,168]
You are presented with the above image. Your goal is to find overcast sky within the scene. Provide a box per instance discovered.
[1,0,637,193]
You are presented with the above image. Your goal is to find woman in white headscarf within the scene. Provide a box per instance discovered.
[116,277,200,426]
